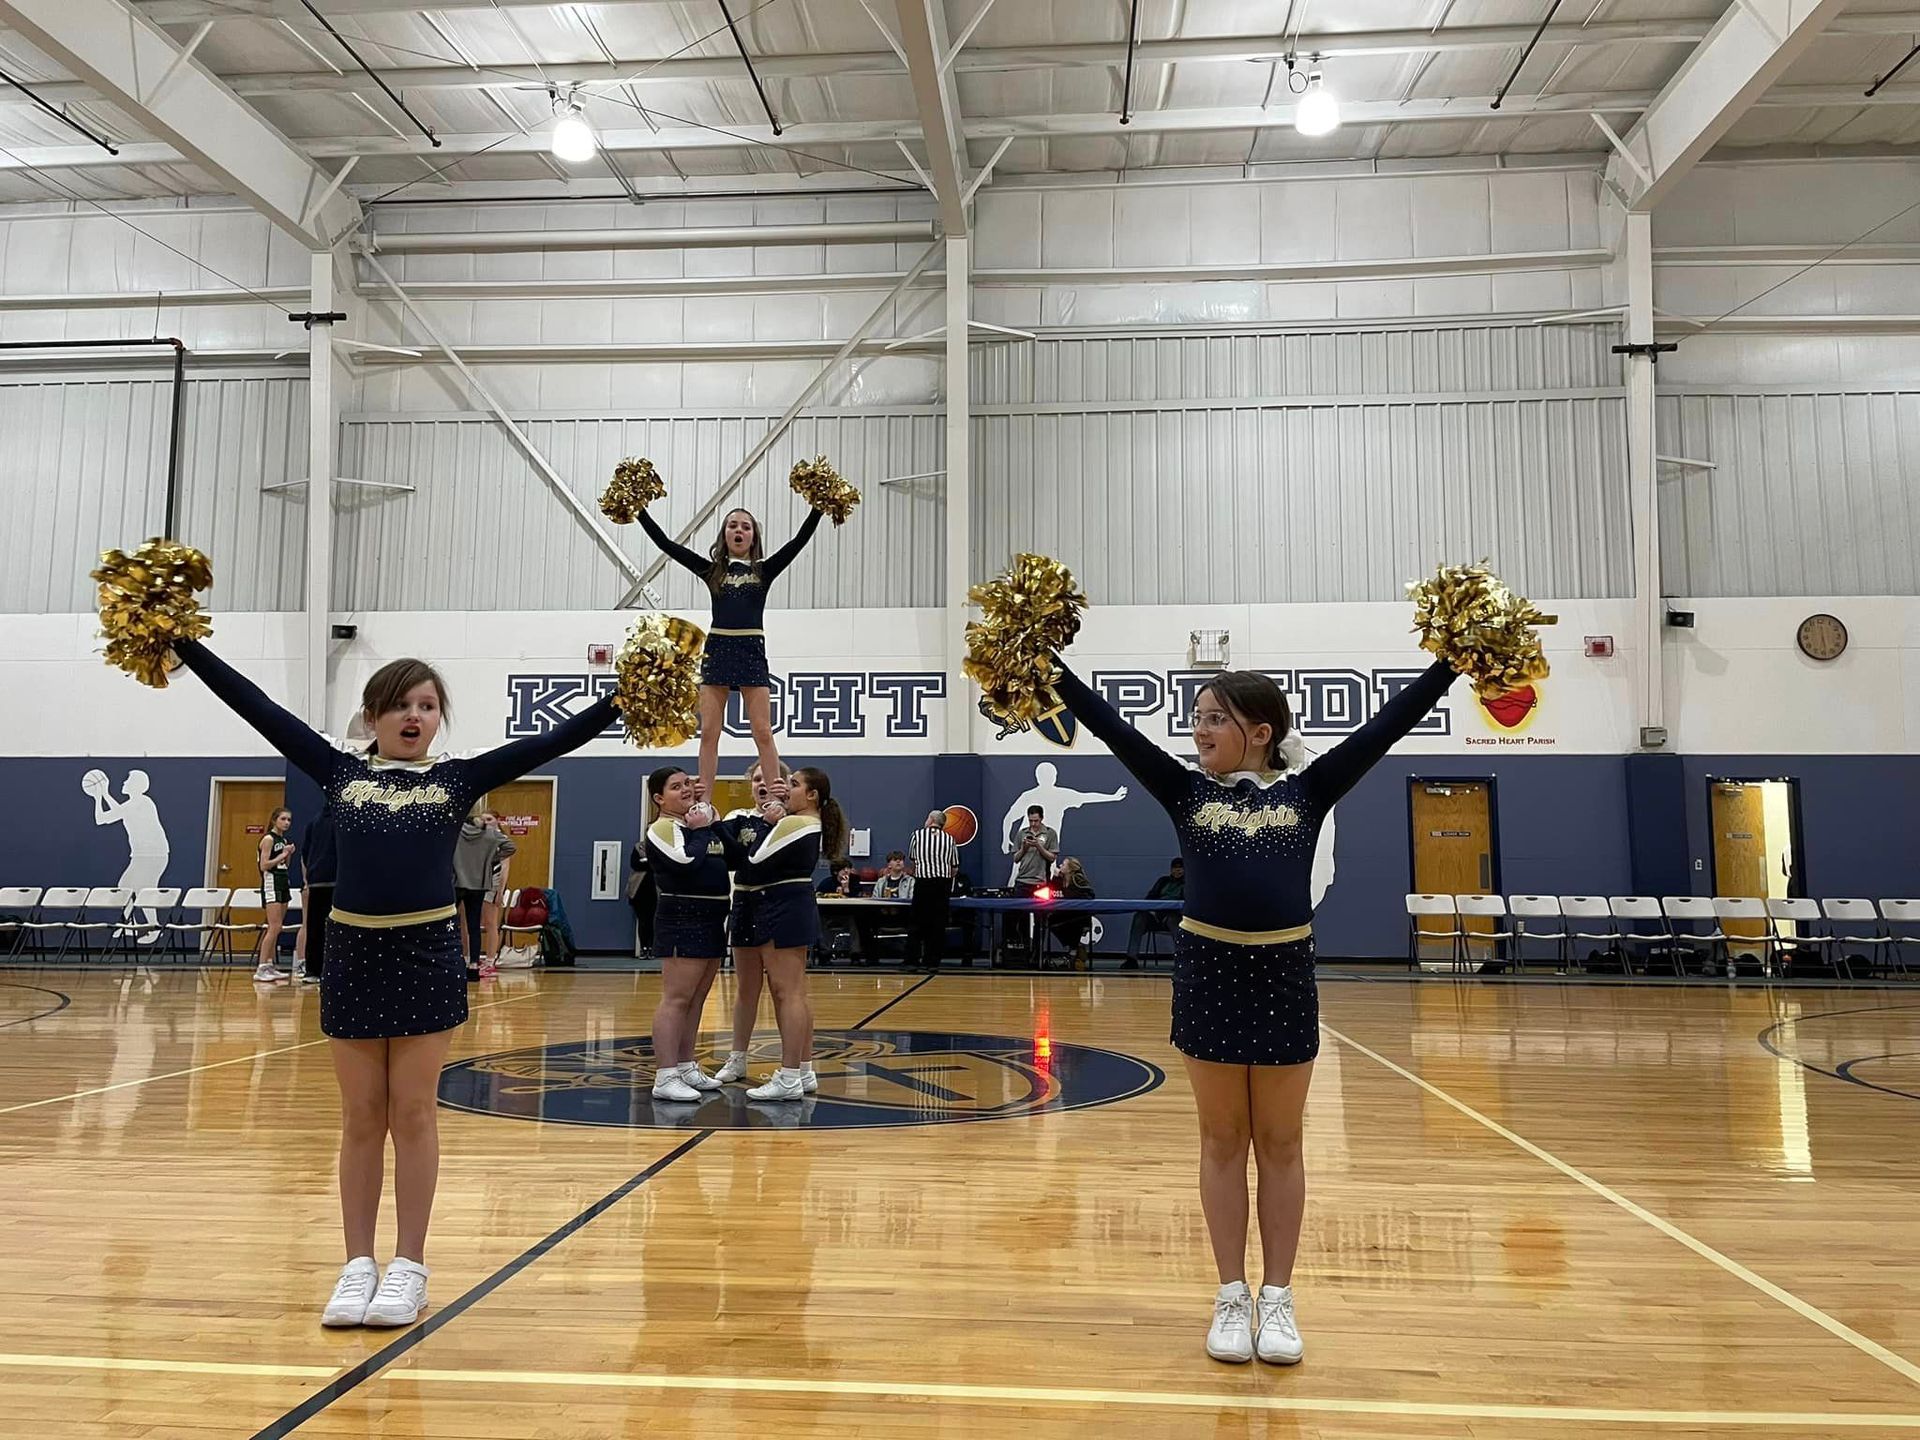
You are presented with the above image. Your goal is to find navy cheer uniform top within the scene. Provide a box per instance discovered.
[176,639,617,1038]
[647,815,749,960]
[635,508,823,690]
[725,810,824,950]
[1052,657,1458,1065]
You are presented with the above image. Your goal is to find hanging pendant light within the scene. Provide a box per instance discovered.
[551,90,597,164]
[1293,70,1342,137]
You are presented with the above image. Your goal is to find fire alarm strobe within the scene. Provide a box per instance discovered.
[1584,635,1615,659]
[587,643,614,666]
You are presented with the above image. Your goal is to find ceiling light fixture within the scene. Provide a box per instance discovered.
[550,89,597,164]
[1290,64,1341,137]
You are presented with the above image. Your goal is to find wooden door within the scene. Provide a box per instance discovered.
[484,779,555,895]
[214,779,284,925]
[1410,781,1496,956]
[1711,781,1776,953]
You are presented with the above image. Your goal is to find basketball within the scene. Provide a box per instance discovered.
[942,805,978,846]
[80,768,108,797]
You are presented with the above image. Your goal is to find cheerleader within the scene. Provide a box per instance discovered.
[636,504,825,813]
[169,639,618,1329]
[1051,656,1457,1365]
[644,765,745,1102]
[714,765,846,1101]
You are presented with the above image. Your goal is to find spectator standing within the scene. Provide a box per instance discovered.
[1006,806,1058,963]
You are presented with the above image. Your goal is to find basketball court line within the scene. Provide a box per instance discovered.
[0,991,539,1115]
[1321,1022,1920,1390]
[2,1351,1919,1429]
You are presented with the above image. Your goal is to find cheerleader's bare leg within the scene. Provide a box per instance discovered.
[695,686,728,803]
[1249,1061,1314,1287]
[1182,1056,1254,1284]
[761,945,813,1068]
[387,1027,457,1262]
[329,1038,389,1259]
[741,687,781,800]
[730,945,765,1054]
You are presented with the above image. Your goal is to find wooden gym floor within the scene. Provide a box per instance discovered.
[3,966,1920,1438]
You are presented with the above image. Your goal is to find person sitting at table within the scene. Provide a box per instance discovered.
[872,851,915,902]
[1125,856,1185,969]
[1045,856,1097,970]
[816,859,854,896]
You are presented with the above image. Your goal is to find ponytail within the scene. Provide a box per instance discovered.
[820,798,849,865]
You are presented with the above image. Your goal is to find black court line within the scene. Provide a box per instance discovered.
[1757,1002,1920,1105]
[251,970,941,1435]
[0,980,71,1028]
[250,1130,714,1438]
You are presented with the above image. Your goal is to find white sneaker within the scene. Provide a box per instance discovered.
[713,1050,751,1084]
[651,1071,702,1102]
[321,1256,378,1327]
[1255,1284,1304,1364]
[1206,1281,1254,1363]
[800,1066,818,1094]
[679,1062,722,1093]
[297,970,321,985]
[746,1067,806,1101]
[363,1258,429,1327]
[253,964,289,983]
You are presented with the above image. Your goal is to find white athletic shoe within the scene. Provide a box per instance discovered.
[746,1067,806,1102]
[253,964,289,984]
[713,1050,751,1084]
[321,1256,378,1327]
[679,1062,723,1092]
[651,1071,703,1102]
[1255,1284,1304,1365]
[363,1258,429,1327]
[799,1066,818,1094]
[1206,1281,1255,1364]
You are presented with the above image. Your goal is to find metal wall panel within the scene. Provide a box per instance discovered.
[972,325,1631,603]
[0,374,306,613]
[336,410,943,612]
[1658,390,1920,597]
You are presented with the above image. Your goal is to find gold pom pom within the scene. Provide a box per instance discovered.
[964,553,1088,731]
[612,615,706,749]
[91,538,214,689]
[789,454,860,525]
[600,456,665,524]
[1407,561,1557,700]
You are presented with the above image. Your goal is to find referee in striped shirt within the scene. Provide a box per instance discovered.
[907,812,960,971]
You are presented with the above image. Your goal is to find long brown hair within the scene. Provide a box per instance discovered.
[361,658,451,723]
[705,507,764,589]
[792,766,848,864]
[1198,671,1291,771]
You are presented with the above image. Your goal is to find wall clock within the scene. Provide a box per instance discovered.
[1796,613,1847,661]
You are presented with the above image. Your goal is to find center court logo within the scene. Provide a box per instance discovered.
[438,1027,1163,1131]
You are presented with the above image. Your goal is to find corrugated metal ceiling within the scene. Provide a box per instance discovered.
[0,0,1916,204]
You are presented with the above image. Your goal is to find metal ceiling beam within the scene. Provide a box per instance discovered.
[891,0,968,233]
[0,0,360,246]
[1606,0,1853,212]
[10,84,1920,177]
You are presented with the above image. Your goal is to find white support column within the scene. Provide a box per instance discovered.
[305,251,337,729]
[1623,212,1664,748]
[943,234,970,754]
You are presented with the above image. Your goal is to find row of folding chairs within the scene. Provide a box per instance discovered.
[1407,893,1919,979]
[0,886,293,962]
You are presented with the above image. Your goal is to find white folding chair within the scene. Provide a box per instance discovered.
[54,887,135,960]
[127,887,181,950]
[0,886,42,958]
[1509,895,1569,971]
[1454,894,1516,970]
[1764,897,1830,976]
[1712,897,1771,976]
[1405,894,1464,970]
[1609,897,1672,976]
[1662,896,1727,976]
[1822,899,1893,981]
[1881,899,1920,978]
[165,887,232,957]
[1560,896,1618,972]
[212,887,267,962]
[19,886,94,959]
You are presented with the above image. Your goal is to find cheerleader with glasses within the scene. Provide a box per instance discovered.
[970,556,1546,1368]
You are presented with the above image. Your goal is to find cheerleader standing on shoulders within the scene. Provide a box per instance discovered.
[645,765,747,1102]
[715,766,845,1102]
[171,640,618,1329]
[636,504,824,812]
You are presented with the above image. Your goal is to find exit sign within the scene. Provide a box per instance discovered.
[1584,635,1615,658]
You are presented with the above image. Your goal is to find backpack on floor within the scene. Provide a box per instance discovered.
[538,919,574,968]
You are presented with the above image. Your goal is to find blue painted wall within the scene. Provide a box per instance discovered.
[3,751,1911,957]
